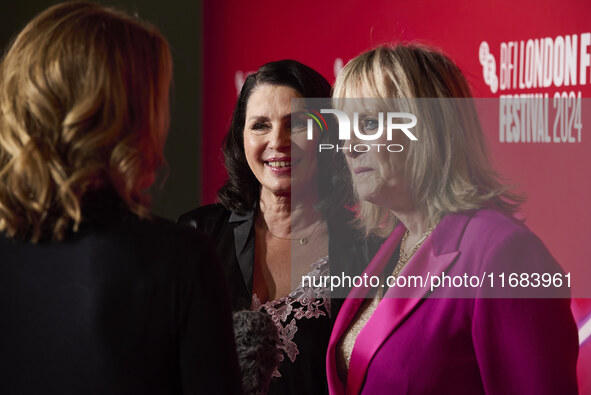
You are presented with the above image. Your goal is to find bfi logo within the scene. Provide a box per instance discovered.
[305,109,418,152]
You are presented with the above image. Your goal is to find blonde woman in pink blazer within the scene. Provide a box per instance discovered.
[326,45,578,394]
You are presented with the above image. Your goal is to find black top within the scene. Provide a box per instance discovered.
[0,198,242,395]
[179,203,373,395]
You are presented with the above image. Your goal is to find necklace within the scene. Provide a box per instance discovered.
[260,219,323,246]
[391,225,435,278]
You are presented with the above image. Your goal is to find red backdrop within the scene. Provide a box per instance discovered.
[203,1,591,391]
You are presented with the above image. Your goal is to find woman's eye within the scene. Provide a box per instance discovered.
[291,118,307,131]
[250,122,270,133]
[363,118,379,132]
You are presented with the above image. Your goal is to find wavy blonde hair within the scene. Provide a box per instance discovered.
[0,1,172,242]
[333,45,523,237]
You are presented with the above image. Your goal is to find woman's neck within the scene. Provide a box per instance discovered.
[393,206,432,246]
[258,188,322,238]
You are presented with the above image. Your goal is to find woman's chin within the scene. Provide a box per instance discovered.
[261,183,291,198]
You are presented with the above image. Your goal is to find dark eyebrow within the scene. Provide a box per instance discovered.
[285,110,309,122]
[247,112,301,123]
[246,115,270,123]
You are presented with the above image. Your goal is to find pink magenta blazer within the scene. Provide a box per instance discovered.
[326,208,578,395]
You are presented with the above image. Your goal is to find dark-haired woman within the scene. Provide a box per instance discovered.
[180,60,367,394]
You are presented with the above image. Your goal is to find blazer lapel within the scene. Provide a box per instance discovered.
[327,225,406,395]
[347,241,459,394]
[346,212,474,395]
[229,211,256,296]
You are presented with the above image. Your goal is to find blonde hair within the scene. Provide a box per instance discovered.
[0,1,173,242]
[333,45,523,237]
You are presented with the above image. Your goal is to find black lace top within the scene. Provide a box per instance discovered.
[252,257,331,394]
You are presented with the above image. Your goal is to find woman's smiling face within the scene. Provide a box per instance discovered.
[243,84,318,198]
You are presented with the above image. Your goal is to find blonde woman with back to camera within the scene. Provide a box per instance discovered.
[0,2,241,394]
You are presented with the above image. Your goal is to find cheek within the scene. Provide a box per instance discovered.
[376,152,392,178]
[376,147,406,180]
[243,135,261,165]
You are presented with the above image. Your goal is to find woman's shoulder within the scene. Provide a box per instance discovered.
[177,203,233,229]
[467,208,542,245]
[2,212,219,275]
[463,209,562,277]
[88,212,217,258]
[440,207,532,240]
[440,207,556,267]
[442,208,568,297]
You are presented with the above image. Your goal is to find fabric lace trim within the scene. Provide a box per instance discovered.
[252,256,330,376]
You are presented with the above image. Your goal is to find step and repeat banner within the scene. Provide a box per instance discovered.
[202,0,590,390]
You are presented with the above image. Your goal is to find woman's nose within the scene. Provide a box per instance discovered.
[342,143,361,159]
[268,124,291,150]
[342,132,362,158]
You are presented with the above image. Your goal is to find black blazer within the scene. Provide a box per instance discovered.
[0,201,242,395]
[178,203,373,311]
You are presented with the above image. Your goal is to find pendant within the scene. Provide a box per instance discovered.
[299,237,308,245]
